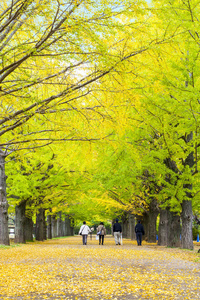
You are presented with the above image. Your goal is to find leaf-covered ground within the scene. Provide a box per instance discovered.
[0,236,200,299]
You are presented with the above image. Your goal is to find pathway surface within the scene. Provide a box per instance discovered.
[0,236,200,299]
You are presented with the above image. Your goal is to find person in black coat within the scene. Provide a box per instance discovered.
[135,220,145,246]
[113,218,122,245]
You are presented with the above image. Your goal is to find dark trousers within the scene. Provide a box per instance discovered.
[99,235,104,245]
[82,234,88,245]
[136,232,142,245]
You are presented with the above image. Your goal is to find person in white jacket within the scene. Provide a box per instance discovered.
[79,221,91,245]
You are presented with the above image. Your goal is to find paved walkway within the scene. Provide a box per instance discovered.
[0,235,200,299]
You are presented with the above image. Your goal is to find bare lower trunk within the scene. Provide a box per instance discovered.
[129,214,136,240]
[69,216,75,236]
[65,215,70,236]
[111,220,114,236]
[14,201,26,243]
[148,211,158,243]
[25,216,33,241]
[63,215,67,236]
[148,198,159,243]
[70,224,74,236]
[43,210,47,240]
[36,208,44,241]
[158,209,168,246]
[57,211,62,237]
[47,214,52,239]
[52,215,57,238]
[180,133,194,250]
[65,215,74,236]
[141,213,148,241]
[181,200,193,250]
[0,152,9,245]
[158,208,181,247]
[167,211,181,247]
[141,202,158,243]
[122,215,128,238]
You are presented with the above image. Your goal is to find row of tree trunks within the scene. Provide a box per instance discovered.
[12,204,75,243]
[46,212,74,239]
[121,208,158,243]
[122,200,193,249]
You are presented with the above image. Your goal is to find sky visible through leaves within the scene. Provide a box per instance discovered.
[0,236,200,299]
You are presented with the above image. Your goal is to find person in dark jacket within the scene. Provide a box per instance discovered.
[135,220,145,246]
[113,218,122,245]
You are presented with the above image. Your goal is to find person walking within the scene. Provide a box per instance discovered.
[135,220,145,246]
[79,221,91,245]
[113,218,122,245]
[96,222,106,245]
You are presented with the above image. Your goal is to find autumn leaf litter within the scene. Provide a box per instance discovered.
[0,236,200,299]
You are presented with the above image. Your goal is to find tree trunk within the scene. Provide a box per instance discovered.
[148,211,158,243]
[181,200,193,250]
[111,220,115,235]
[57,211,62,237]
[65,215,71,236]
[141,213,148,242]
[63,215,70,236]
[147,198,159,243]
[63,215,67,236]
[158,208,181,247]
[14,201,26,243]
[70,225,74,236]
[127,216,130,239]
[158,209,168,246]
[69,216,74,236]
[180,132,194,250]
[25,216,33,241]
[47,214,52,239]
[43,210,47,240]
[122,215,128,238]
[129,214,136,240]
[52,215,57,238]
[35,208,44,241]
[0,151,9,245]
[167,210,181,247]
